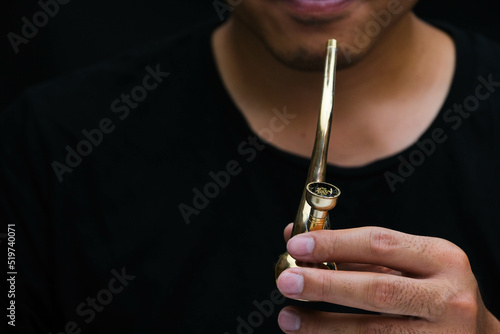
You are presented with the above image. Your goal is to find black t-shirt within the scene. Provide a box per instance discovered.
[1,19,500,333]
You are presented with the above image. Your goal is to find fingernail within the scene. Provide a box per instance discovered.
[278,309,301,331]
[288,235,315,256]
[277,272,304,295]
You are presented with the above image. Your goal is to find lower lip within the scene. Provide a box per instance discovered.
[281,0,354,16]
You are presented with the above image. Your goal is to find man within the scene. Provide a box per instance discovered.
[1,1,499,333]
[214,0,500,332]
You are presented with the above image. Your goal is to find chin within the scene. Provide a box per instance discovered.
[265,38,369,71]
[230,0,416,71]
[271,45,327,71]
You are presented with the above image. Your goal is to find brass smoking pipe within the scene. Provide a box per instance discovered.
[275,39,341,280]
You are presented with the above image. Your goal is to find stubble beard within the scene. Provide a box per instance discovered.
[269,43,368,71]
[233,15,370,72]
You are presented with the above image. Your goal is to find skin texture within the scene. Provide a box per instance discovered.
[212,0,500,332]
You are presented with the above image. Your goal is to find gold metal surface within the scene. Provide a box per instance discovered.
[275,39,341,281]
[306,181,340,231]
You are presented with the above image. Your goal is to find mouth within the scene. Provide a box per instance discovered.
[280,0,355,19]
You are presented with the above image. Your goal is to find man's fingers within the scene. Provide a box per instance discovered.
[284,223,293,242]
[278,307,429,334]
[286,226,454,275]
[277,267,440,318]
[336,263,403,276]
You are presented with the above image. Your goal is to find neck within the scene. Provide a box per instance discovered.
[212,13,455,166]
[213,12,420,115]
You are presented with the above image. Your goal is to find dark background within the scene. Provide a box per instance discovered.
[1,0,499,111]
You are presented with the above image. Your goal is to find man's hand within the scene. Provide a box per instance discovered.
[276,225,500,333]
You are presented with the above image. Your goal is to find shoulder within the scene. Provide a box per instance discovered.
[434,21,500,125]
[436,21,500,82]
[419,21,500,163]
[433,20,500,63]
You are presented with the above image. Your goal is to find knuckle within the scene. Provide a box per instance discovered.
[368,276,401,310]
[451,248,472,271]
[446,290,479,321]
[317,271,333,299]
[369,227,398,257]
[320,230,339,262]
[435,238,471,270]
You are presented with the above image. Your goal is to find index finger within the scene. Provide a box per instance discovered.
[286,226,455,276]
